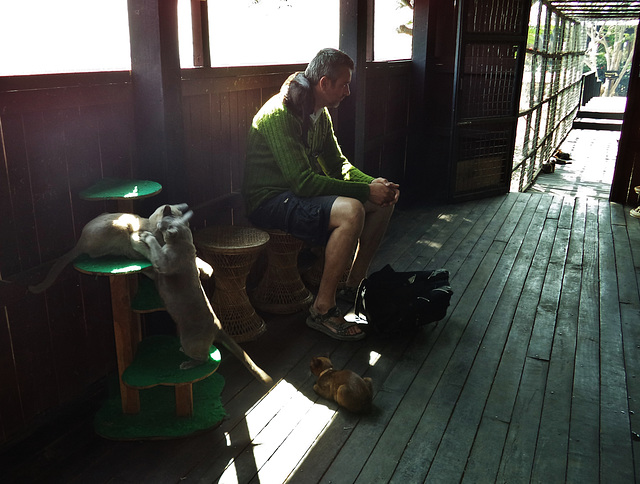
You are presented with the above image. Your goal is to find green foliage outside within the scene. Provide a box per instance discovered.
[584,23,637,96]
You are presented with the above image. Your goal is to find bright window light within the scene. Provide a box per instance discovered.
[207,0,339,67]
[374,0,413,61]
[0,0,131,76]
[177,0,194,68]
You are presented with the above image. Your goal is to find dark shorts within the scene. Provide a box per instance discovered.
[248,191,337,246]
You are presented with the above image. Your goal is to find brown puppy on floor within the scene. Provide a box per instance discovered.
[310,356,373,413]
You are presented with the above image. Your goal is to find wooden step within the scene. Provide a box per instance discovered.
[576,110,624,120]
[572,117,623,131]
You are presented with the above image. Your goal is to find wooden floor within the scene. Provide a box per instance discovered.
[4,125,640,483]
[528,128,621,200]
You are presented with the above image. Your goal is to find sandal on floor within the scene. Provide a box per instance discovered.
[306,306,365,341]
[631,207,640,219]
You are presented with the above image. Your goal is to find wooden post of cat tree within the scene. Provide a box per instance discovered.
[110,274,142,414]
[174,383,194,417]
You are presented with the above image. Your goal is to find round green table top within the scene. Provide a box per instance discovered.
[73,254,152,276]
[79,178,162,201]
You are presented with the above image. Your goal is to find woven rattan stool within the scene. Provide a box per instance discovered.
[252,230,314,314]
[194,226,270,342]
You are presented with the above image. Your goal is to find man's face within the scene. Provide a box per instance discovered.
[323,67,352,108]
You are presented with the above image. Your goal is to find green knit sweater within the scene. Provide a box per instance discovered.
[242,90,374,215]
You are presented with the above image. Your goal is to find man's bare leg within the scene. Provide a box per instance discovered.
[346,202,394,287]
[312,197,364,335]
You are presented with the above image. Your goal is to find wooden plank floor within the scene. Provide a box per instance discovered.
[528,128,621,200]
[4,129,640,483]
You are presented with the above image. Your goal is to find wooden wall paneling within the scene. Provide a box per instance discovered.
[184,92,214,209]
[1,112,38,275]
[40,97,102,375]
[96,103,134,181]
[366,74,387,142]
[0,308,24,444]
[24,109,75,266]
[0,84,131,116]
[382,137,408,185]
[246,87,263,122]
[182,72,293,98]
[199,92,232,226]
[44,276,88,402]
[0,72,130,97]
[65,105,109,233]
[362,65,411,181]
[362,73,385,176]
[231,87,265,225]
[235,88,250,191]
[386,73,410,133]
[384,74,410,183]
[243,87,263,152]
[217,92,232,198]
[239,89,251,192]
[180,64,301,87]
[364,146,384,180]
[78,276,116,381]
[263,85,281,106]
[64,104,104,190]
[229,90,242,193]
[6,293,58,424]
[0,113,21,277]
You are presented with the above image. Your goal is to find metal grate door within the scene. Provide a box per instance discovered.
[450,0,531,200]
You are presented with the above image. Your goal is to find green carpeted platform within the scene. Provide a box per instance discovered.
[95,336,226,440]
[123,335,221,387]
[73,253,152,275]
[79,178,162,201]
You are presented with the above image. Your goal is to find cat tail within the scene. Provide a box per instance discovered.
[28,246,83,294]
[217,330,273,386]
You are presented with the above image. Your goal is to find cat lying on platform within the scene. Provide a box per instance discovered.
[28,203,212,294]
[310,356,373,413]
[132,207,272,384]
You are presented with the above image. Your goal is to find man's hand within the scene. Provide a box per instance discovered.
[369,178,400,207]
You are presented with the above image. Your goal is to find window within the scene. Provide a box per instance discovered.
[178,0,196,68]
[205,0,339,67]
[0,0,130,76]
[373,0,413,61]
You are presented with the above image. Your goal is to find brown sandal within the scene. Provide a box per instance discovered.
[306,306,365,341]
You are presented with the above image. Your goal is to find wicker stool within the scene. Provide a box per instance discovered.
[302,246,351,290]
[252,230,314,314]
[194,226,270,342]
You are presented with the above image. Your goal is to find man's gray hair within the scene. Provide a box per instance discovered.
[304,48,354,85]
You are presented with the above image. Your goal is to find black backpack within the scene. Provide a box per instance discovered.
[354,264,453,336]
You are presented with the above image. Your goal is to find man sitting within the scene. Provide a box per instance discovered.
[242,48,399,340]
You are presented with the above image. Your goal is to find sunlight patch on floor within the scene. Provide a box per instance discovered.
[218,378,337,484]
[264,401,336,483]
[417,238,442,250]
